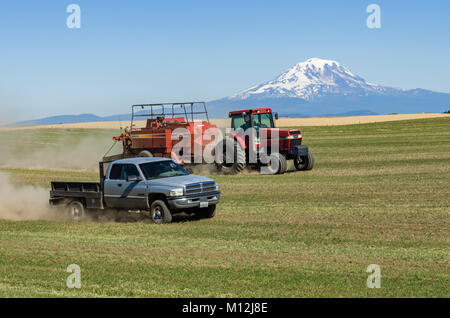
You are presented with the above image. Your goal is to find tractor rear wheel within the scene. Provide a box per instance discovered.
[138,150,153,157]
[294,152,314,171]
[216,138,246,175]
[264,153,287,175]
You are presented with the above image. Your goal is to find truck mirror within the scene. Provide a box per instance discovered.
[127,175,142,182]
[274,112,279,120]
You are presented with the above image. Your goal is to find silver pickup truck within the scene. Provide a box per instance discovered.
[49,158,221,223]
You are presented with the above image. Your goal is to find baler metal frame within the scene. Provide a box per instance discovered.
[131,102,210,128]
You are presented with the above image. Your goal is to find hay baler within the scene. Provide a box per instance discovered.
[104,102,219,164]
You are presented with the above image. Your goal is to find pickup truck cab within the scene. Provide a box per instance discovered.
[50,158,221,223]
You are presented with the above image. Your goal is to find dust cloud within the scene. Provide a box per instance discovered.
[0,132,120,171]
[5,137,110,171]
[0,172,66,221]
[185,163,262,175]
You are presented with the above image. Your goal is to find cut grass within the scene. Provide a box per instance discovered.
[0,117,449,297]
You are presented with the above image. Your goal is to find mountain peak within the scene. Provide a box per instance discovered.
[299,57,341,68]
[231,57,383,100]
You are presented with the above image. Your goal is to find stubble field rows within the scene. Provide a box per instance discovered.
[0,118,448,297]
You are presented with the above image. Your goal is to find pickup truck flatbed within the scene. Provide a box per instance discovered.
[50,157,221,223]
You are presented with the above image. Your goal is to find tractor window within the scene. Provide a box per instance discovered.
[253,113,274,129]
[231,115,251,131]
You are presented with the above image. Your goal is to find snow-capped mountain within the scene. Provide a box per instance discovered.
[231,58,394,100]
[208,58,450,117]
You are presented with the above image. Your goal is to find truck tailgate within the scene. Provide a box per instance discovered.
[50,182,103,209]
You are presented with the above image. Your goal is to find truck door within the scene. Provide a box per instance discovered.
[104,163,148,209]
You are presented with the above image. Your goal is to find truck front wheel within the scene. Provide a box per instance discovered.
[294,152,314,171]
[150,200,173,224]
[68,201,85,222]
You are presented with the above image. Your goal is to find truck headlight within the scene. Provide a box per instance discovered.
[215,184,219,191]
[168,188,184,197]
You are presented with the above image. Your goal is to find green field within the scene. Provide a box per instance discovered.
[0,118,449,297]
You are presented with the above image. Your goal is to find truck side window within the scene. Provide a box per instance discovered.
[121,164,140,180]
[109,164,123,180]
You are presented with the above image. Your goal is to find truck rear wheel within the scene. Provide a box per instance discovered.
[138,150,153,157]
[264,153,287,174]
[216,138,246,175]
[68,201,85,222]
[294,152,314,171]
[150,200,173,224]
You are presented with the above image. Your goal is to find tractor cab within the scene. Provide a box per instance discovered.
[229,108,278,132]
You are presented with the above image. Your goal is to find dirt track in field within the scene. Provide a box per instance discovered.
[1,113,449,130]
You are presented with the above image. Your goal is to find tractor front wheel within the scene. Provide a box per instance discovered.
[264,153,287,175]
[294,152,314,171]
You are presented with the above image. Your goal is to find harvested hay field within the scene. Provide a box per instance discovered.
[2,113,449,130]
[0,117,448,297]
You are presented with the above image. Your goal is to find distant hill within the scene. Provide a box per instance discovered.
[12,113,133,126]
[11,109,164,126]
[13,114,104,126]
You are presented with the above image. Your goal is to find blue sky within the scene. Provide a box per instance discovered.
[1,0,449,122]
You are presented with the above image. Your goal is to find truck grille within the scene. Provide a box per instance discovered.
[185,182,216,195]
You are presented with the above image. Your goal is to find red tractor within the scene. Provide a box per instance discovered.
[215,108,314,175]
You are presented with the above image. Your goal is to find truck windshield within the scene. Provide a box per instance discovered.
[139,160,188,179]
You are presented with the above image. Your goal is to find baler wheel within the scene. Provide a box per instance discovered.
[138,150,153,157]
